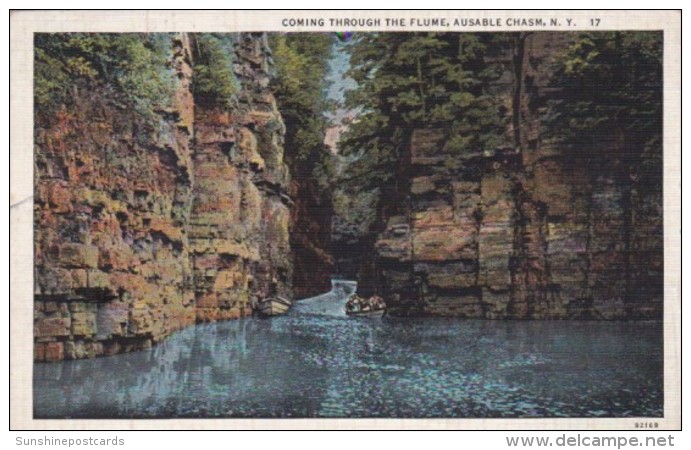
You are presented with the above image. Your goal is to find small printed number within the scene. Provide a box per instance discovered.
[591,18,601,26]
[635,422,659,428]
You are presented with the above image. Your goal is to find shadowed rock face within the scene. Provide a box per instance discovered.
[33,33,294,361]
[289,175,334,299]
[372,33,663,319]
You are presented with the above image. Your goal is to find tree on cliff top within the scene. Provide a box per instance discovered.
[546,31,662,183]
[338,32,511,191]
[269,33,335,190]
[34,33,175,121]
[190,33,238,109]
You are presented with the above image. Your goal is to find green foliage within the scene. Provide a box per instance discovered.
[339,32,512,196]
[545,31,662,180]
[341,33,510,154]
[269,33,336,188]
[34,46,71,108]
[269,33,338,262]
[191,34,238,107]
[34,33,175,119]
[270,33,333,164]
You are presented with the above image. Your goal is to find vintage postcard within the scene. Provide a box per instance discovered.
[10,10,681,430]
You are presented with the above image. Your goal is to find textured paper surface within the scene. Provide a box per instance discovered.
[10,10,681,430]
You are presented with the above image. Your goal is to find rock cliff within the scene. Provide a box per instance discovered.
[371,33,663,319]
[33,33,293,361]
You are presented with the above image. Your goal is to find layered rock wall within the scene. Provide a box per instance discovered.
[190,34,293,322]
[374,33,663,319]
[33,33,293,361]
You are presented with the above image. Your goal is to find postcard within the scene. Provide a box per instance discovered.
[10,10,681,430]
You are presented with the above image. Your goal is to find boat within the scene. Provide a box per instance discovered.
[345,308,386,318]
[344,294,386,318]
[257,296,292,317]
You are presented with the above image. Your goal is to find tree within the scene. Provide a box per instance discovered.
[546,31,662,176]
[269,33,333,171]
[190,33,238,108]
[338,32,512,212]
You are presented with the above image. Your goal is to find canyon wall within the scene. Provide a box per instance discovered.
[370,33,663,319]
[33,33,293,361]
[290,173,334,298]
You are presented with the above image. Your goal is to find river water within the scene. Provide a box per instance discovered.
[34,282,663,418]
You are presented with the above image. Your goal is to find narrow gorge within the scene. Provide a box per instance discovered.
[33,31,663,363]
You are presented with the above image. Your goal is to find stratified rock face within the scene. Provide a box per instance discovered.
[375,33,663,320]
[33,33,293,361]
[190,34,293,322]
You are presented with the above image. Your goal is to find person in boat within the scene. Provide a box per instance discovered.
[345,293,387,315]
[345,299,358,313]
[346,294,365,313]
[269,276,278,296]
[370,295,385,310]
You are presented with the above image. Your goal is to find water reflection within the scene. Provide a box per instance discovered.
[34,283,663,418]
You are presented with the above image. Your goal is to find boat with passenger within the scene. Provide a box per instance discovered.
[344,294,386,318]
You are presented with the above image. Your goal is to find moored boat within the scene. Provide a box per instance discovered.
[257,296,292,317]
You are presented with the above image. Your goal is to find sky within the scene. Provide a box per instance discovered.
[324,39,358,152]
[325,40,356,116]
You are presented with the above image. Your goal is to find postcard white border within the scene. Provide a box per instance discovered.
[10,10,681,430]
